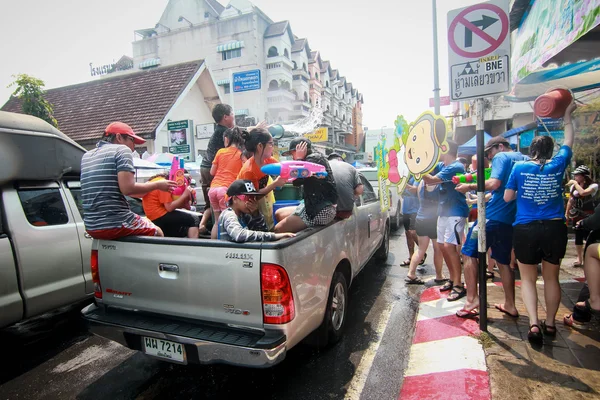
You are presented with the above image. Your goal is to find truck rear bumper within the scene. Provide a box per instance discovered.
[81,304,287,368]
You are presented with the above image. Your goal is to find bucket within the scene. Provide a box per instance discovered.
[274,184,302,201]
[533,89,573,118]
[268,124,285,139]
[273,200,301,223]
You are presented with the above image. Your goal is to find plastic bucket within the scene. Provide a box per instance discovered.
[273,200,301,223]
[533,89,573,118]
[274,184,302,201]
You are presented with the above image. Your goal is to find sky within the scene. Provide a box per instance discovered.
[0,0,486,129]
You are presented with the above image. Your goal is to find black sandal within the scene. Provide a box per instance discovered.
[440,280,453,292]
[528,324,543,344]
[485,271,494,280]
[447,286,466,302]
[400,259,411,266]
[405,276,425,285]
[541,321,556,337]
[419,253,428,265]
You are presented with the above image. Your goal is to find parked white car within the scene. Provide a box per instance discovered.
[357,167,402,231]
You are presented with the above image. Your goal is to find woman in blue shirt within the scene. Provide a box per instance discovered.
[504,101,576,344]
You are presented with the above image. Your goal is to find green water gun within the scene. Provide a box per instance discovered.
[452,168,491,184]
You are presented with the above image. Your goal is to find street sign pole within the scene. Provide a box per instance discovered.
[432,0,441,115]
[476,98,487,332]
[229,69,235,114]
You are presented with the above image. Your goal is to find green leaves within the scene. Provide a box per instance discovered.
[8,74,58,128]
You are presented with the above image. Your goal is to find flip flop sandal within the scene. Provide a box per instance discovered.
[541,320,557,337]
[419,253,428,265]
[400,259,411,266]
[440,280,454,292]
[485,271,494,280]
[582,299,600,319]
[456,308,479,319]
[527,324,543,344]
[494,304,519,318]
[447,286,467,302]
[572,261,584,268]
[404,276,425,285]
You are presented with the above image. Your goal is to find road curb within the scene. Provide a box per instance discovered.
[399,287,491,400]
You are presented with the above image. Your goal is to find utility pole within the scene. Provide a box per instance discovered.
[432,0,441,115]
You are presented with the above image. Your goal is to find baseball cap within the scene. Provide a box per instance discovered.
[327,152,343,160]
[226,180,260,197]
[573,165,591,176]
[484,136,510,152]
[282,137,312,156]
[104,122,146,145]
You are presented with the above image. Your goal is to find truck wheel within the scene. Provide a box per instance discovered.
[375,222,390,261]
[305,271,349,348]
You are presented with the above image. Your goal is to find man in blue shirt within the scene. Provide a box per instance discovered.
[423,141,469,301]
[455,137,528,318]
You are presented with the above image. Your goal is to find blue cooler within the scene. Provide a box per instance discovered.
[273,200,301,223]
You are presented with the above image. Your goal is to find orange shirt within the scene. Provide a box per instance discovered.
[211,147,243,188]
[142,177,172,221]
[237,156,278,190]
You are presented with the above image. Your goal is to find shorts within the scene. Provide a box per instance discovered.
[575,228,590,246]
[437,216,466,246]
[200,167,213,211]
[461,220,513,265]
[403,213,416,231]
[415,217,437,239]
[86,214,159,240]
[152,210,199,238]
[294,203,336,227]
[208,186,228,211]
[513,220,568,265]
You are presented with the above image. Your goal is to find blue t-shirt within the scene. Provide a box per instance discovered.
[506,145,572,226]
[486,152,529,225]
[417,164,441,220]
[402,177,419,214]
[436,161,469,217]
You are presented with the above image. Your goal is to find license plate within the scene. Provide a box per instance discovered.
[143,336,185,362]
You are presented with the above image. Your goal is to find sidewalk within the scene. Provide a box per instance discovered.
[484,244,600,400]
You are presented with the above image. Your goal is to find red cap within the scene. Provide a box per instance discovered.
[104,122,146,145]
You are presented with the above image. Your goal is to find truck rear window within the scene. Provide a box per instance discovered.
[18,189,69,227]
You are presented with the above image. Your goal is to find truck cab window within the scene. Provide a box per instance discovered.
[360,176,377,204]
[18,188,69,226]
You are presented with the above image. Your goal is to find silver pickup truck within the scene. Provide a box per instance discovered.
[0,111,94,329]
[82,177,390,368]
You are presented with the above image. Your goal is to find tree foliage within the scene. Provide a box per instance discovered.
[573,99,600,180]
[8,74,58,128]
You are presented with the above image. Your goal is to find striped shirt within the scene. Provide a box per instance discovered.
[218,208,275,242]
[81,141,136,231]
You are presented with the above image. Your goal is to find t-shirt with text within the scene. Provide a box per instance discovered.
[506,145,572,226]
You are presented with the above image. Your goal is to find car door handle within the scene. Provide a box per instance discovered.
[159,264,179,273]
[84,233,92,239]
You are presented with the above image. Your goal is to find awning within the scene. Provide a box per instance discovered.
[216,41,245,52]
[139,58,161,69]
[216,79,230,85]
[457,132,492,156]
[508,58,600,101]
[502,122,538,138]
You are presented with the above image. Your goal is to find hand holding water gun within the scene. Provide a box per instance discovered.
[169,157,188,199]
[452,168,491,185]
[261,161,328,182]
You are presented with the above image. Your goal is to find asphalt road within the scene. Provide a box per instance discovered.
[0,230,430,400]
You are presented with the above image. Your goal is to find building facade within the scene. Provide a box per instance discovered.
[131,0,365,158]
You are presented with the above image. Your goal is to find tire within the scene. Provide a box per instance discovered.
[305,271,349,348]
[391,203,401,231]
[375,222,390,261]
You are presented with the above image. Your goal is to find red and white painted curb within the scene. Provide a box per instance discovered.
[399,287,491,400]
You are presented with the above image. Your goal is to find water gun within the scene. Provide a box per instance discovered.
[169,157,188,198]
[261,161,328,181]
[452,168,491,184]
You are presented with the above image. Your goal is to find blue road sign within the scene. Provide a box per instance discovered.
[233,69,261,92]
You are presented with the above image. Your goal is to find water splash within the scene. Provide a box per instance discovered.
[280,104,324,136]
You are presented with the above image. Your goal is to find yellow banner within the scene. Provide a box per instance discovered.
[304,127,328,142]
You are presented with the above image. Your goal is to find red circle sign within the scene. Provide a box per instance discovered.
[448,3,509,59]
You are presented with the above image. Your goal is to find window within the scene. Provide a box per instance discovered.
[18,188,69,226]
[267,46,279,57]
[326,81,329,88]
[292,61,297,70]
[268,80,279,91]
[359,175,377,204]
[303,92,308,102]
[315,72,319,80]
[222,48,241,61]
[69,187,145,217]
[284,48,289,59]
[224,84,231,94]
[302,63,307,72]
[204,12,210,18]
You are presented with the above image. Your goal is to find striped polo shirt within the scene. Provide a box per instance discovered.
[81,141,137,231]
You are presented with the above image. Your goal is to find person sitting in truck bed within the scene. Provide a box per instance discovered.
[81,122,177,239]
[141,173,200,238]
[274,138,338,234]
[218,180,296,243]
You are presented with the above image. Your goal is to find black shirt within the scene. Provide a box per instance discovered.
[293,152,337,218]
[200,124,227,169]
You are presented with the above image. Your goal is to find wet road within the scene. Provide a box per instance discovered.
[0,231,431,400]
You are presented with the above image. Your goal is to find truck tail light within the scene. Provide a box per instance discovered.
[261,263,294,324]
[91,250,102,299]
